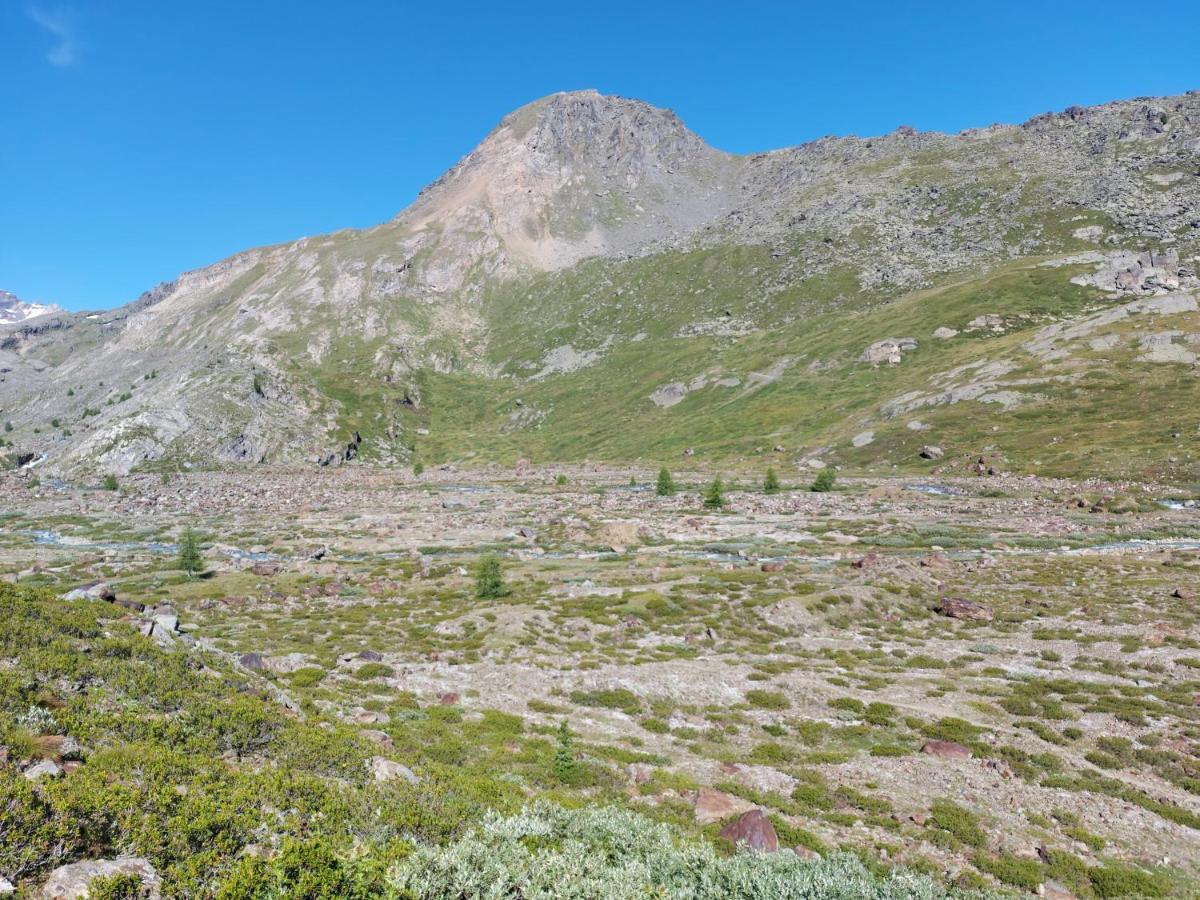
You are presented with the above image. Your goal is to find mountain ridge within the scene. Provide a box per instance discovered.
[1,89,1198,478]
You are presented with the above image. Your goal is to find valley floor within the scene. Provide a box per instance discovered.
[2,464,1199,897]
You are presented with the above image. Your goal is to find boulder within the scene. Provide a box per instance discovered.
[238,652,266,671]
[369,757,419,785]
[361,729,394,750]
[935,597,993,621]
[24,759,62,781]
[861,337,918,365]
[694,788,755,825]
[718,809,779,853]
[921,740,973,760]
[61,582,115,603]
[250,561,283,576]
[38,857,160,899]
[919,445,944,460]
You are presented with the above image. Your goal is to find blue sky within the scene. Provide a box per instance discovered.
[3,1,1198,312]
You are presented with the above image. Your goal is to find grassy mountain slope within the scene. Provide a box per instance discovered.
[1,90,1197,479]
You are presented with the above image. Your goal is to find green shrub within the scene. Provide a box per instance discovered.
[290,667,327,688]
[389,802,1001,898]
[475,555,509,600]
[177,526,204,577]
[353,662,395,680]
[764,468,781,494]
[1089,863,1168,898]
[703,477,725,509]
[102,474,119,491]
[811,468,836,492]
[744,689,790,711]
[973,852,1042,890]
[655,467,676,497]
[929,800,986,848]
[88,872,150,899]
[569,688,641,713]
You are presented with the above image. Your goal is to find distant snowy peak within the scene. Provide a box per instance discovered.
[0,291,62,325]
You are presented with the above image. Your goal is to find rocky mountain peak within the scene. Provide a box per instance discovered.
[0,290,61,325]
[397,91,736,279]
[500,90,718,175]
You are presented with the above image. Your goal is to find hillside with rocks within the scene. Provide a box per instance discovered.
[1,89,1198,478]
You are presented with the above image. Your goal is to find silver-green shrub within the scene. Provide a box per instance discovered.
[391,802,999,899]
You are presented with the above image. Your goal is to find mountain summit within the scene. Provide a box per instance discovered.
[1,90,1198,477]
[394,90,736,283]
[0,291,61,325]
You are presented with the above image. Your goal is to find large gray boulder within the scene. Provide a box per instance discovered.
[39,857,160,899]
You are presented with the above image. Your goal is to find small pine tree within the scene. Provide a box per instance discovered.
[555,474,568,486]
[703,476,725,509]
[412,460,424,477]
[629,475,637,487]
[475,554,509,599]
[764,468,781,494]
[811,467,836,493]
[252,373,265,397]
[552,720,581,785]
[177,527,203,578]
[655,467,676,497]
[102,474,119,491]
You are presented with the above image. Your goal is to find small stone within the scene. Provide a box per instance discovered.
[921,740,973,760]
[935,597,993,621]
[369,757,419,785]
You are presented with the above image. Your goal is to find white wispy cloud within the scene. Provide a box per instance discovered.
[28,6,80,67]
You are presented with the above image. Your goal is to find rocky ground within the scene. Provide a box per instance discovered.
[3,464,1199,895]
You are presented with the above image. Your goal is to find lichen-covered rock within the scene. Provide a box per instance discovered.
[39,857,160,899]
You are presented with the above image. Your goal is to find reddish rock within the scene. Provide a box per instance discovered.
[760,561,786,573]
[921,739,973,760]
[718,809,779,853]
[934,597,993,621]
[1173,587,1195,601]
[693,787,753,825]
[436,691,459,705]
[851,552,881,570]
